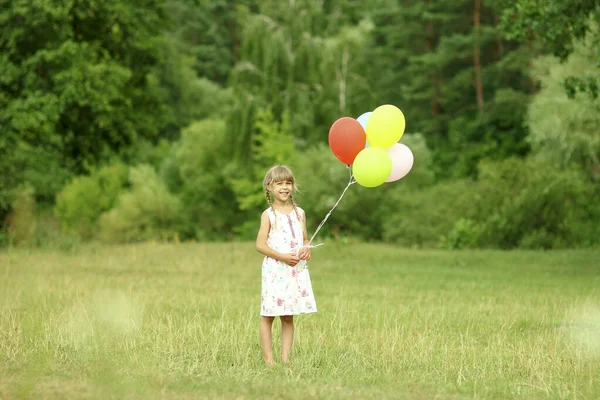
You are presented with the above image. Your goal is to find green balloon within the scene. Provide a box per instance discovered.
[352,147,392,188]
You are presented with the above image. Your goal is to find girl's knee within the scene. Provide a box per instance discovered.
[261,316,275,324]
[280,315,293,324]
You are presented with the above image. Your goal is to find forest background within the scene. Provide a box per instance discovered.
[1,0,599,250]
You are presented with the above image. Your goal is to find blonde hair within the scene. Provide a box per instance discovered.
[263,165,301,222]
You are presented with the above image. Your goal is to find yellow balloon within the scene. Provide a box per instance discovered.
[365,104,406,149]
[352,147,392,188]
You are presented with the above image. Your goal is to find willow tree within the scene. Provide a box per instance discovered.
[226,0,373,165]
[527,28,600,179]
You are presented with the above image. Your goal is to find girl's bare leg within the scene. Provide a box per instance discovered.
[280,315,294,364]
[260,316,276,365]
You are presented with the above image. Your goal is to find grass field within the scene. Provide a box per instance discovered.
[1,242,599,399]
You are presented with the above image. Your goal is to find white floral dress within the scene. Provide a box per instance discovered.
[261,207,317,316]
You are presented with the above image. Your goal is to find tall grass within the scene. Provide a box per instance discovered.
[1,242,599,399]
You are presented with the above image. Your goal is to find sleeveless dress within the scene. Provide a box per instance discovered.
[260,207,317,316]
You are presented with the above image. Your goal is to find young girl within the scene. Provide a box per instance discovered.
[255,165,317,365]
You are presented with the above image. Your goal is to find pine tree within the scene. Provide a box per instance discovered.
[367,0,537,179]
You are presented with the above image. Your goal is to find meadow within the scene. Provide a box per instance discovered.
[0,242,599,399]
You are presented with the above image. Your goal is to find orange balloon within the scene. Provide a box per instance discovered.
[328,117,367,165]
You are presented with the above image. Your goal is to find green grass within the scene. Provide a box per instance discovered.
[1,242,599,399]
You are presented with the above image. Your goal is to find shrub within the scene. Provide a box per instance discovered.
[382,179,478,247]
[169,118,240,240]
[54,162,128,239]
[99,165,181,243]
[439,218,482,250]
[383,156,599,249]
[6,184,37,247]
[474,157,595,249]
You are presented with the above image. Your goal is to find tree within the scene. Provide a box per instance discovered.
[527,29,600,179]
[0,0,174,181]
[367,0,535,179]
[166,0,249,84]
[501,0,600,98]
[227,0,373,165]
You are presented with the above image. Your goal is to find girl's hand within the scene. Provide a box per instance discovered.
[282,253,300,266]
[298,247,311,261]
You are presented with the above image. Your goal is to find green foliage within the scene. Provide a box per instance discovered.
[382,179,477,247]
[228,1,373,164]
[229,107,296,229]
[439,88,531,178]
[501,1,600,97]
[21,145,73,204]
[0,139,72,231]
[0,139,28,221]
[166,0,246,84]
[0,0,174,174]
[473,158,592,249]
[439,218,481,250]
[527,32,600,177]
[367,0,537,179]
[128,139,174,171]
[54,163,129,239]
[501,0,600,60]
[168,118,239,240]
[6,184,37,247]
[155,36,235,139]
[99,165,181,243]
[1,0,599,249]
[384,156,598,249]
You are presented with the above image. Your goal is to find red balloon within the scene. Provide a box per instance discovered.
[328,117,366,165]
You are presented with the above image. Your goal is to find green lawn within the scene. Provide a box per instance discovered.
[1,242,599,399]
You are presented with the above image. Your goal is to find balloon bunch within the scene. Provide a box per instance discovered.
[328,104,414,187]
[305,105,413,247]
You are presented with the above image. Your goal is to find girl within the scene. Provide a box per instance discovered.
[255,165,317,365]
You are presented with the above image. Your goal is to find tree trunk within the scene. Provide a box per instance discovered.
[426,1,440,116]
[338,47,349,114]
[493,13,504,59]
[474,0,484,112]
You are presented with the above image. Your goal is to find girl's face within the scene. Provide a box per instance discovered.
[270,180,293,203]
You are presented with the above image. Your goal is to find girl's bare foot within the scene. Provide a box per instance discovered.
[264,358,277,366]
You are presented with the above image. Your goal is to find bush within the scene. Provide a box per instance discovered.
[382,179,478,247]
[475,157,595,249]
[382,156,599,249]
[527,35,600,178]
[168,118,240,240]
[99,165,181,243]
[54,162,129,239]
[6,184,37,247]
[22,145,72,204]
[439,218,482,250]
[1,140,71,232]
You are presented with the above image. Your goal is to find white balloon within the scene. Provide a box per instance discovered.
[385,143,414,183]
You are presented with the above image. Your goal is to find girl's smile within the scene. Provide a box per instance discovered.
[272,180,293,203]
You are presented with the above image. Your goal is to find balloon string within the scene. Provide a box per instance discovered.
[307,170,356,246]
